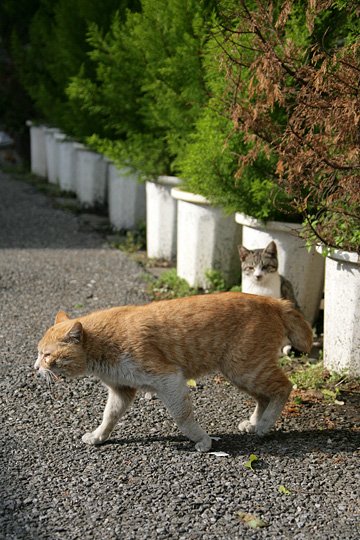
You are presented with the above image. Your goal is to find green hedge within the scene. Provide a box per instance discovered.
[12,0,139,138]
[68,0,217,177]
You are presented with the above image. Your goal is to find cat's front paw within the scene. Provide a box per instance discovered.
[82,431,105,445]
[195,435,212,453]
[238,420,256,434]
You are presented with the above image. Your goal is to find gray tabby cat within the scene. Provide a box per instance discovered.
[238,241,300,310]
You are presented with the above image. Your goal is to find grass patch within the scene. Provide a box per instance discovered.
[148,269,196,299]
[205,269,242,293]
[147,268,242,300]
[285,358,359,402]
[109,223,146,254]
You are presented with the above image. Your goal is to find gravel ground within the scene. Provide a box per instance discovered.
[0,169,359,540]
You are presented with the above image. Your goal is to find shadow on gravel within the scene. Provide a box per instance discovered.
[0,171,105,250]
[97,428,359,457]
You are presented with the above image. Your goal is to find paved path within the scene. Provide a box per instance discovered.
[0,170,359,539]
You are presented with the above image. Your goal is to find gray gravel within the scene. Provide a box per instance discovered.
[0,169,359,540]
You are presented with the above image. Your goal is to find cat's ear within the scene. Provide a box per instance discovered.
[264,241,277,256]
[64,322,83,344]
[238,245,250,261]
[55,310,70,324]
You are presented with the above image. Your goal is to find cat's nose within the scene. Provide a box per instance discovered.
[255,275,262,280]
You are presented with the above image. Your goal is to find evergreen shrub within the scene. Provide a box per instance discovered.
[13,0,139,138]
[177,31,293,221]
[68,0,217,177]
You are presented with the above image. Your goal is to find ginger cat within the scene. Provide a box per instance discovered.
[35,292,312,452]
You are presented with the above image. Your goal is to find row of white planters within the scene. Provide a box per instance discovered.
[149,181,322,321]
[28,123,359,376]
[28,124,145,229]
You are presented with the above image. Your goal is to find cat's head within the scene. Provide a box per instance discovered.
[35,311,87,381]
[238,241,278,283]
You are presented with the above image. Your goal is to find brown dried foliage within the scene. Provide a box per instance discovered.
[220,0,359,250]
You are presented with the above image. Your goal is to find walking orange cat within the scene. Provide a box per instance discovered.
[35,292,312,452]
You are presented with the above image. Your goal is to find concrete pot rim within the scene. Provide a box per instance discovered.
[72,142,86,150]
[150,175,182,188]
[44,127,62,135]
[54,133,67,142]
[316,245,360,265]
[75,147,102,157]
[26,120,48,129]
[235,212,302,235]
[171,187,211,206]
[108,163,140,181]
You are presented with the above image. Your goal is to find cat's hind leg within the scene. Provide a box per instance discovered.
[238,395,270,434]
[253,378,292,436]
[225,365,292,436]
[82,385,136,445]
[155,372,212,452]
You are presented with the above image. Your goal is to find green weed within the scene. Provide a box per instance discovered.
[148,268,242,301]
[205,269,227,292]
[287,360,359,402]
[148,269,196,300]
[110,222,146,253]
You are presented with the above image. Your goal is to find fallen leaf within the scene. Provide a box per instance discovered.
[243,453,259,471]
[237,511,268,528]
[278,485,291,495]
[321,388,338,400]
[213,374,231,386]
[208,451,229,457]
[186,379,197,388]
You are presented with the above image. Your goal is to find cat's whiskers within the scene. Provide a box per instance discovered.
[41,367,59,382]
[43,368,62,400]
[39,367,61,398]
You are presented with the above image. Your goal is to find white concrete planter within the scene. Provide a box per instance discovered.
[317,248,360,376]
[27,122,47,177]
[235,213,324,324]
[75,148,108,208]
[172,188,242,288]
[146,176,181,260]
[55,135,76,193]
[108,164,146,230]
[44,127,61,184]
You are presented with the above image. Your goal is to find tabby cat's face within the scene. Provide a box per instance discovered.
[35,316,86,381]
[238,241,278,284]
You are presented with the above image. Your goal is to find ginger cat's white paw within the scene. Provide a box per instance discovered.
[82,432,105,445]
[238,420,256,433]
[195,435,212,453]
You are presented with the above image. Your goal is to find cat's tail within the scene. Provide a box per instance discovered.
[280,301,313,352]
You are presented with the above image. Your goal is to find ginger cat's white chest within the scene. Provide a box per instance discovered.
[242,273,282,299]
